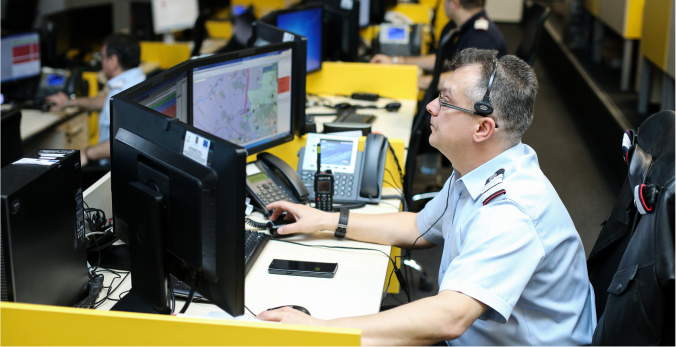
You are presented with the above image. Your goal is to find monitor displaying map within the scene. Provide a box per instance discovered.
[192,48,293,152]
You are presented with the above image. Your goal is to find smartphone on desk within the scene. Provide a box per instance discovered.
[268,259,338,278]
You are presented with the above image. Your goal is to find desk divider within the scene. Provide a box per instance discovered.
[1,302,360,345]
[641,0,673,72]
[391,3,434,24]
[231,0,296,19]
[140,42,191,70]
[306,62,419,100]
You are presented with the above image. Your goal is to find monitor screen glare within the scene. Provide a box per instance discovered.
[276,7,322,73]
[192,48,293,150]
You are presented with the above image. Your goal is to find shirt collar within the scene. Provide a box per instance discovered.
[107,67,144,90]
[458,143,524,200]
[459,10,488,34]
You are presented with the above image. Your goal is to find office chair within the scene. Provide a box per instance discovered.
[586,110,674,345]
[514,3,550,66]
[404,28,459,208]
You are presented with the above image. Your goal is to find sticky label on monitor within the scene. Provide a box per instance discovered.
[13,158,58,166]
[341,0,353,10]
[282,32,295,42]
[183,131,211,166]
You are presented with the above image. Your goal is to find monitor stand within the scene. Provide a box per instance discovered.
[111,181,171,314]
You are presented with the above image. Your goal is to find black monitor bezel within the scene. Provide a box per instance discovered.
[303,0,361,62]
[189,41,297,155]
[110,94,248,316]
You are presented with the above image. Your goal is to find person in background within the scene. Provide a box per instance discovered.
[47,33,145,175]
[371,0,507,91]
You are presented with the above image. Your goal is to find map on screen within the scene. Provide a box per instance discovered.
[193,62,285,146]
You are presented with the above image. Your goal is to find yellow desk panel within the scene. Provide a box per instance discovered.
[82,71,100,145]
[206,20,233,39]
[231,0,300,18]
[586,0,601,15]
[392,3,434,24]
[140,42,191,70]
[641,0,673,71]
[306,62,419,100]
[1,302,360,346]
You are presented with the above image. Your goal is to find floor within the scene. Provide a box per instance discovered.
[382,23,617,306]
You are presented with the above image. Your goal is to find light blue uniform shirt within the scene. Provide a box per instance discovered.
[417,143,596,345]
[99,67,146,143]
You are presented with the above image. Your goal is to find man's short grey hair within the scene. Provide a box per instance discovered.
[448,48,538,147]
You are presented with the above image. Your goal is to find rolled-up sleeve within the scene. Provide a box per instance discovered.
[438,200,545,323]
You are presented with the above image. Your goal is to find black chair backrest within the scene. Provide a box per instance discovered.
[1,109,23,168]
[403,29,458,206]
[515,3,550,66]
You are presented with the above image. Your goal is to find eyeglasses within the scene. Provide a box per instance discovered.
[437,92,498,128]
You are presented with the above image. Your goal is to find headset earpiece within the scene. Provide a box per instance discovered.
[473,60,498,116]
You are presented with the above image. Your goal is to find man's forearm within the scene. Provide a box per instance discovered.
[400,54,436,71]
[86,140,110,161]
[342,212,433,249]
[325,291,487,345]
[72,93,107,112]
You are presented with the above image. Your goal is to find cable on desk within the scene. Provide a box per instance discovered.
[245,305,256,316]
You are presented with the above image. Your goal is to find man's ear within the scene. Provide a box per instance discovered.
[108,54,120,69]
[473,117,497,143]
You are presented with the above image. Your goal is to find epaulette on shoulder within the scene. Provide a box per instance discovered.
[481,168,506,205]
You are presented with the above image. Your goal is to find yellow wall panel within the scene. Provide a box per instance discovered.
[1,302,360,346]
[392,3,433,24]
[206,20,233,39]
[641,0,672,69]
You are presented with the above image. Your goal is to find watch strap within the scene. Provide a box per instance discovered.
[335,207,348,239]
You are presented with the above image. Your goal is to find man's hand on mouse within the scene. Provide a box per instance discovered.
[265,201,339,236]
[256,306,323,326]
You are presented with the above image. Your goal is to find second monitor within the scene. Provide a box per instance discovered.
[191,42,296,155]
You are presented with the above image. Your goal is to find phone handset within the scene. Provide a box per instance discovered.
[359,134,388,200]
[245,153,309,214]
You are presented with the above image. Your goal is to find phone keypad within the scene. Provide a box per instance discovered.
[316,194,332,211]
[302,171,355,198]
[255,180,294,205]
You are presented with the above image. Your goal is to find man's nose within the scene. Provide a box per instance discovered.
[426,99,439,116]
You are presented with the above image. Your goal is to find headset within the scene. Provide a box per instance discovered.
[473,60,499,116]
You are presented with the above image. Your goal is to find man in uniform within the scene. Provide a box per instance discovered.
[371,0,507,91]
[257,48,596,345]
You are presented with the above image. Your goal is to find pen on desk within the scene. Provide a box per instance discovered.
[306,113,338,117]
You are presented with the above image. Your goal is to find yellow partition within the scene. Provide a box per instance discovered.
[434,1,449,49]
[1,302,360,345]
[625,0,647,38]
[306,62,419,100]
[140,42,191,70]
[206,20,233,39]
[392,3,433,24]
[641,0,673,71]
[82,71,100,146]
[231,0,300,18]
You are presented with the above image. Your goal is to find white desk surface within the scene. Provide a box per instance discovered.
[20,107,80,141]
[306,96,416,149]
[95,188,402,321]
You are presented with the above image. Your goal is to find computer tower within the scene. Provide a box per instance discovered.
[1,149,89,306]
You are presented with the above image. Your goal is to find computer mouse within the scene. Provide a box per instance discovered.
[267,305,311,316]
[333,102,352,110]
[384,102,401,112]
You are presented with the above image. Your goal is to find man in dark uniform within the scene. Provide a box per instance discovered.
[371,0,507,91]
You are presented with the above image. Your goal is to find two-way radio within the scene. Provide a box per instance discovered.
[314,143,334,211]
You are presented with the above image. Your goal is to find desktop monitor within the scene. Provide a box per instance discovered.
[1,32,41,83]
[359,0,370,28]
[127,62,190,123]
[109,94,247,316]
[151,0,199,35]
[249,21,310,136]
[304,0,361,62]
[191,42,297,154]
[275,5,323,73]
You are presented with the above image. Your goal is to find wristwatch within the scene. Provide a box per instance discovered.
[335,207,349,239]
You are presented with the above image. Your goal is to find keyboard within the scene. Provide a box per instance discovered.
[172,230,270,303]
[335,109,376,123]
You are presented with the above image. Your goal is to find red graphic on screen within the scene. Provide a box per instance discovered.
[278,76,290,94]
[162,105,177,119]
[12,42,39,64]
